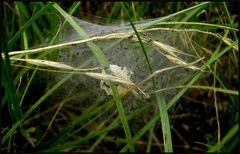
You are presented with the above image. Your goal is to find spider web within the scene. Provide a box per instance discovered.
[46,14,205,113]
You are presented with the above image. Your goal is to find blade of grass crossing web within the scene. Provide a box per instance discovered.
[49,2,81,46]
[122,2,173,152]
[53,4,135,151]
[53,3,108,67]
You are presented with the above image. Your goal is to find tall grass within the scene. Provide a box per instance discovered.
[1,2,238,152]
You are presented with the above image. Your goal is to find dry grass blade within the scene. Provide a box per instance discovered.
[138,57,205,86]
[84,72,135,86]
[3,27,237,58]
[3,32,134,57]
[11,57,135,86]
[10,57,102,71]
[164,54,204,71]
[11,57,149,99]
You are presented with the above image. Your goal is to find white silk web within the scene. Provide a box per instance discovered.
[46,15,205,113]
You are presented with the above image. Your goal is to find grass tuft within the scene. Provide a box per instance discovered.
[1,2,238,153]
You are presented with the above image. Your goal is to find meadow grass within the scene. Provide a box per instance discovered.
[1,2,238,152]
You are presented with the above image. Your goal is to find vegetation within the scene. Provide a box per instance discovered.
[1,2,238,152]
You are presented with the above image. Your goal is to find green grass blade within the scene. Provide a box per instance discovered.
[222,133,239,152]
[120,113,159,152]
[143,2,211,29]
[222,2,238,40]
[222,2,238,66]
[67,2,81,14]
[2,56,22,122]
[146,127,154,152]
[110,83,135,152]
[122,2,173,152]
[88,132,108,152]
[208,123,239,152]
[19,67,37,106]
[156,95,173,152]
